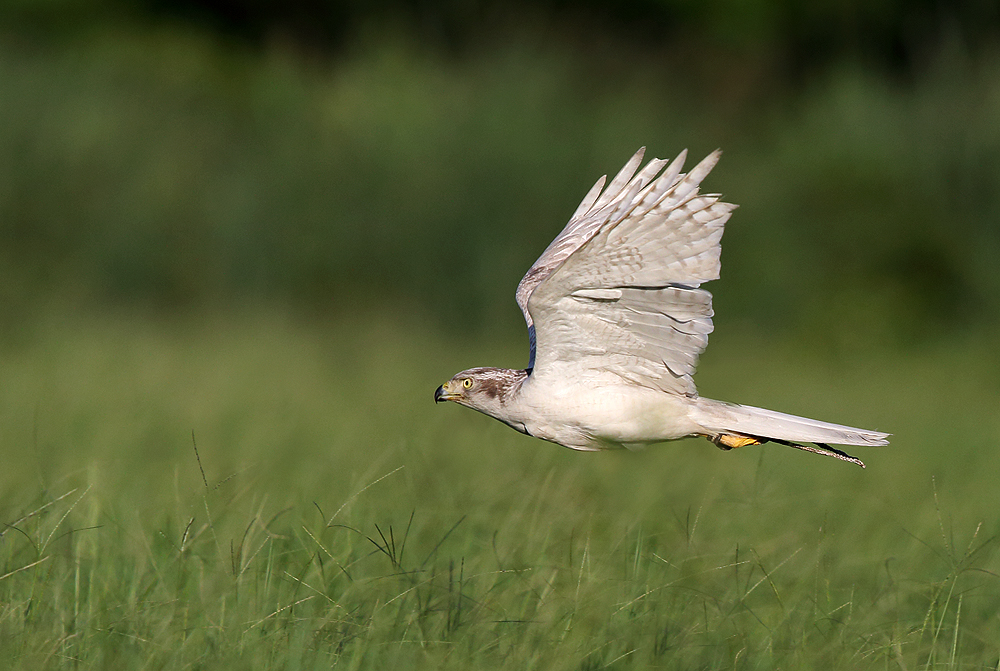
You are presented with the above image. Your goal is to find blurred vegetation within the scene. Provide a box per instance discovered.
[2,5,1000,667]
[1,0,999,346]
[0,313,998,669]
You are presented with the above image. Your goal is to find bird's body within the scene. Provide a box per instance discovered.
[436,148,889,467]
[512,370,700,451]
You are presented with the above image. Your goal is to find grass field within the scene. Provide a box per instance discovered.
[1,308,999,669]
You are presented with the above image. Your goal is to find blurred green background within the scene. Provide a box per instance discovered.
[2,0,999,341]
[2,2,1000,669]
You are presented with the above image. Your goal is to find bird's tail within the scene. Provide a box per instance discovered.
[690,397,889,467]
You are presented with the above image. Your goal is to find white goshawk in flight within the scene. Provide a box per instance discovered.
[435,148,889,467]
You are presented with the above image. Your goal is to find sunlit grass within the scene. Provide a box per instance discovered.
[1,309,998,669]
[2,10,999,668]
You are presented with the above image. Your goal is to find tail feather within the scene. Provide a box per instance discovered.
[691,398,890,447]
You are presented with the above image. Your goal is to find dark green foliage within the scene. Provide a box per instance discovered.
[1,10,999,344]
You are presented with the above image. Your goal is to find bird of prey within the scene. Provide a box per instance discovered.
[435,148,889,467]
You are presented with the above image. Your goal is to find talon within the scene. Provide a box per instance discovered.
[710,433,764,450]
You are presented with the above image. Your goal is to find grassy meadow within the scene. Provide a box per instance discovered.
[1,308,998,670]
[3,6,1000,668]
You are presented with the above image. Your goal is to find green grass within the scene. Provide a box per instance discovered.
[3,10,1000,669]
[1,309,999,669]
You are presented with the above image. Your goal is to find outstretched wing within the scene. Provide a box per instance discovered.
[518,148,735,396]
[515,147,670,369]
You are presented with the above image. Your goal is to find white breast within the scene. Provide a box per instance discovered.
[507,373,701,450]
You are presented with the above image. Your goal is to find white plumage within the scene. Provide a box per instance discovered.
[435,148,889,467]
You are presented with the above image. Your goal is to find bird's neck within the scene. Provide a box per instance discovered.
[474,367,531,406]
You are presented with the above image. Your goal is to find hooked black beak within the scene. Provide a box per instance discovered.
[434,385,446,403]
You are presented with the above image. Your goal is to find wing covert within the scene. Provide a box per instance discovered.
[515,147,672,368]
[523,149,735,395]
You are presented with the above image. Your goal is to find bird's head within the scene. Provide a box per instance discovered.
[434,368,491,410]
[434,367,528,415]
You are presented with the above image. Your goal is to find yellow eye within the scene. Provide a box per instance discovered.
[462,378,473,389]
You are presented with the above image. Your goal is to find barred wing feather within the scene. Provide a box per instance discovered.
[522,149,735,396]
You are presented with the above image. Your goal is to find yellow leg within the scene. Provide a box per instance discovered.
[704,434,866,468]
[708,433,764,450]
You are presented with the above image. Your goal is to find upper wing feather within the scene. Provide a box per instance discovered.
[515,147,670,368]
[520,149,735,395]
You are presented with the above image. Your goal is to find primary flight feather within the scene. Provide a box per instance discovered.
[435,148,889,467]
